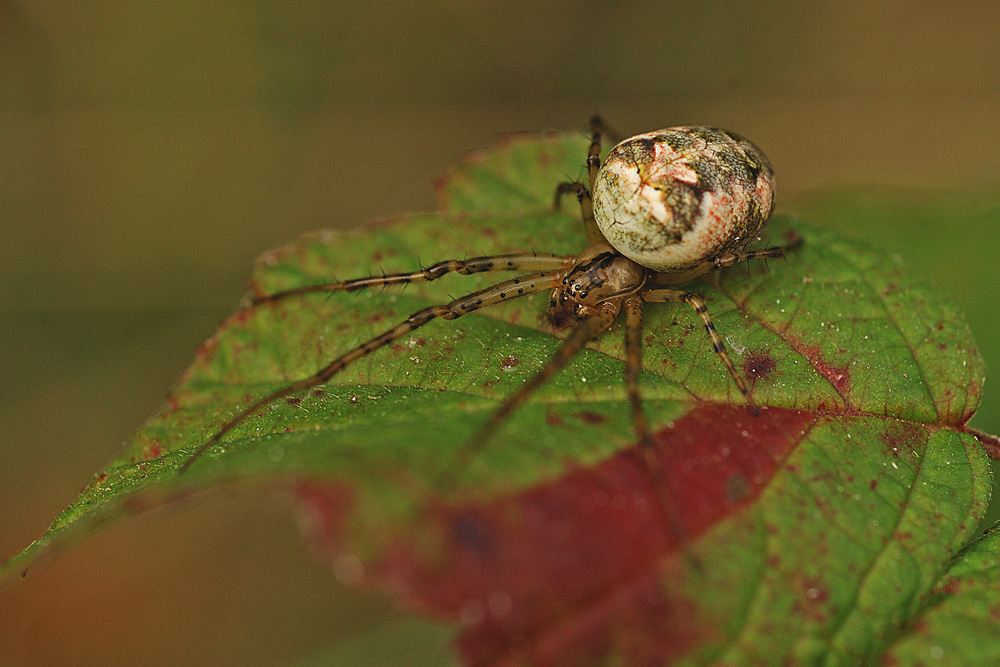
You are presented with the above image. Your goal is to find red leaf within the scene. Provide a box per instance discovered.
[297,406,813,665]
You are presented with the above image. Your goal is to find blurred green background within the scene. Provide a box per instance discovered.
[2,1,998,664]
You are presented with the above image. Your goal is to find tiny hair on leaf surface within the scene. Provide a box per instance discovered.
[4,129,999,666]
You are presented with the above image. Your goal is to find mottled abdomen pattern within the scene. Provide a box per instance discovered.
[592,126,775,273]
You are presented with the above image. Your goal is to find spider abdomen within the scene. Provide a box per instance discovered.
[592,126,775,274]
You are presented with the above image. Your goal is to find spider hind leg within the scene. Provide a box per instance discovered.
[642,288,760,415]
[711,230,804,270]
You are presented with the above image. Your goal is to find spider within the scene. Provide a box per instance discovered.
[180,117,801,473]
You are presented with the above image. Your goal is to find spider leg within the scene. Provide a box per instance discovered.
[585,115,604,192]
[458,301,620,467]
[252,253,573,304]
[552,115,609,245]
[650,233,804,287]
[588,115,622,147]
[642,288,760,415]
[553,181,603,245]
[623,294,654,448]
[180,271,560,473]
[624,291,695,548]
[711,230,804,270]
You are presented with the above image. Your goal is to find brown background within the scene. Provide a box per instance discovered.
[2,1,999,664]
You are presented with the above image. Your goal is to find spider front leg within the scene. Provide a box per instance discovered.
[180,271,560,472]
[624,292,694,543]
[456,301,620,469]
[252,253,574,304]
[642,287,760,415]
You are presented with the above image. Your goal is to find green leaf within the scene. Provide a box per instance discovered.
[4,132,997,665]
[881,527,1000,665]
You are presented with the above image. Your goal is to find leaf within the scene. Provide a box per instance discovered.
[4,132,997,665]
[880,527,1000,665]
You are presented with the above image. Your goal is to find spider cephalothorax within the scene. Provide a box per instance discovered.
[547,242,647,330]
[180,118,800,472]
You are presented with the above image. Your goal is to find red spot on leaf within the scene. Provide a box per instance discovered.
[799,577,830,622]
[295,404,813,664]
[937,578,962,596]
[191,337,220,366]
[576,411,607,425]
[743,349,777,387]
[239,307,260,326]
[500,355,521,370]
[785,341,851,399]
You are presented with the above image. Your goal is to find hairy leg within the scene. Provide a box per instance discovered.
[623,294,654,448]
[181,271,560,472]
[553,181,603,245]
[711,230,803,270]
[585,115,604,192]
[452,301,621,473]
[551,115,614,245]
[647,232,804,288]
[252,253,573,304]
[642,288,759,415]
